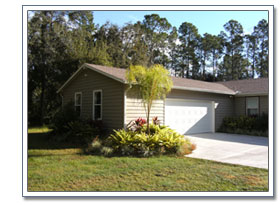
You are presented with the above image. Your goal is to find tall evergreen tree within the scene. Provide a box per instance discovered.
[142,14,172,66]
[254,19,268,77]
[244,34,257,78]
[167,27,179,75]
[221,20,244,80]
[178,22,200,78]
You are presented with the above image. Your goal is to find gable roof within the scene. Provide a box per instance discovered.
[218,78,269,96]
[57,63,236,95]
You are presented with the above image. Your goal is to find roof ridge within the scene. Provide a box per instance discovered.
[86,63,127,70]
[218,77,268,83]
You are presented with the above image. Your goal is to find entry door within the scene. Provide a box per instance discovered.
[165,99,215,135]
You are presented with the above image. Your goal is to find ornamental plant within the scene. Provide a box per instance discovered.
[126,65,173,134]
[107,124,195,157]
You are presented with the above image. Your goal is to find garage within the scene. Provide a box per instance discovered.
[164,99,215,134]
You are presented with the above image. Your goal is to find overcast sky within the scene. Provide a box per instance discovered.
[93,10,268,35]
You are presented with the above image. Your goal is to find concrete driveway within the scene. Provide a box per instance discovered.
[186,133,268,169]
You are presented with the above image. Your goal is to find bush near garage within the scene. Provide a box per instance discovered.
[218,114,268,137]
[103,117,195,157]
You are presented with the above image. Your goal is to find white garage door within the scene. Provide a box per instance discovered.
[165,99,215,135]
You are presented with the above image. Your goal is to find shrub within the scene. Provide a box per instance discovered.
[219,114,268,137]
[91,138,102,150]
[51,102,104,145]
[51,102,79,134]
[63,120,100,145]
[84,137,103,154]
[176,142,196,156]
[107,124,195,157]
[100,146,114,157]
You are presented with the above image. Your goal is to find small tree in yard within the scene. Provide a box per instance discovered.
[126,65,173,134]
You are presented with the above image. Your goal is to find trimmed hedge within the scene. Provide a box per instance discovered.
[219,114,268,137]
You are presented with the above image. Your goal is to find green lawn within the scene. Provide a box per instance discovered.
[28,126,53,134]
[28,127,268,192]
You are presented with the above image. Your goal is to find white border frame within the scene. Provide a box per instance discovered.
[23,5,274,197]
[93,89,102,120]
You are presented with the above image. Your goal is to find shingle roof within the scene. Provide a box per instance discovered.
[85,64,235,95]
[57,63,267,95]
[170,76,235,95]
[218,78,269,96]
[86,64,127,82]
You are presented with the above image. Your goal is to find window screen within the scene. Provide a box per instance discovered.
[246,97,259,116]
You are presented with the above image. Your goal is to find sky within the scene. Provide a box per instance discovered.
[93,11,268,35]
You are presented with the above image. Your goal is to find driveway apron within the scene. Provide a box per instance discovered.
[186,133,268,169]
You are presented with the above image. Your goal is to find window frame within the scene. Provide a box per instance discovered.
[246,96,260,116]
[93,90,102,120]
[74,92,82,116]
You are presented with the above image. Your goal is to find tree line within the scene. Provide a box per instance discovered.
[28,11,268,125]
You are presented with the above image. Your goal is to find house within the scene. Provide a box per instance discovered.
[57,64,269,135]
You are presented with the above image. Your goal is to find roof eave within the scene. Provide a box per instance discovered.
[172,85,236,95]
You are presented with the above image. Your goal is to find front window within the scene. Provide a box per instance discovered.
[246,97,259,116]
[93,90,102,120]
[75,92,82,116]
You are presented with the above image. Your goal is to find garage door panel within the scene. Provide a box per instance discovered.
[165,99,214,134]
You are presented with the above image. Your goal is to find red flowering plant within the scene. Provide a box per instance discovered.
[127,117,147,132]
[152,117,160,125]
[135,118,147,126]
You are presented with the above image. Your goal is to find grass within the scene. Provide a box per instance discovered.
[28,126,53,134]
[28,127,268,192]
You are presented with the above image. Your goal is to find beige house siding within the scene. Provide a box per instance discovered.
[166,89,234,131]
[125,86,164,126]
[61,68,125,131]
[234,95,268,116]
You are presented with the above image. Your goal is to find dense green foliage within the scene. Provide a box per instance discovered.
[28,11,268,125]
[219,114,268,137]
[51,102,103,145]
[51,102,80,134]
[107,124,194,157]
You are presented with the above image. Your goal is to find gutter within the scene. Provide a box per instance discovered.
[235,92,268,97]
[172,85,237,95]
